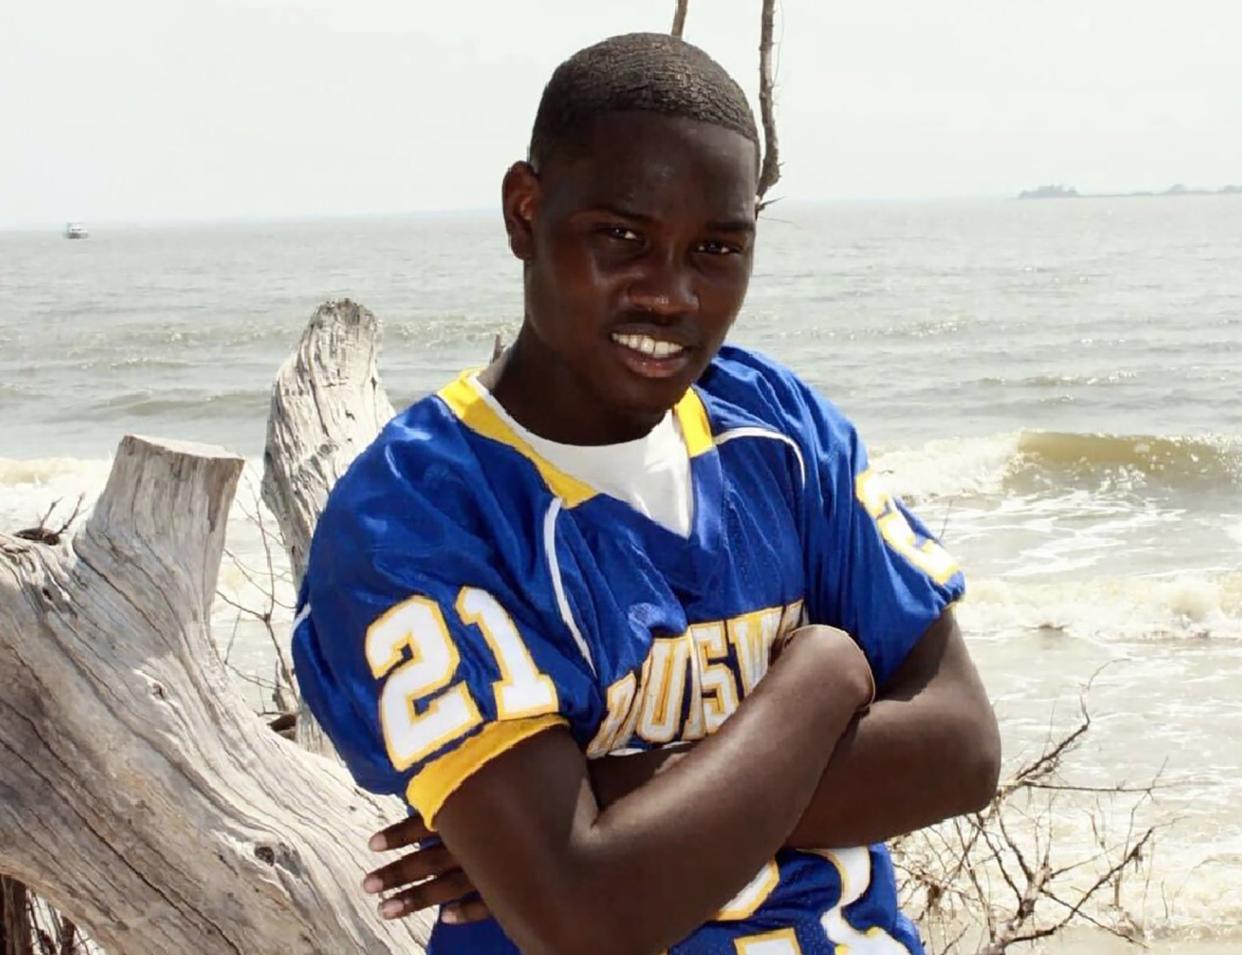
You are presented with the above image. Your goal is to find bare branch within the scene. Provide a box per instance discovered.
[890,680,1170,954]
[214,481,297,713]
[1004,829,1156,949]
[13,495,87,546]
[52,496,86,538]
[939,496,956,540]
[671,0,689,38]
[757,0,782,203]
[36,499,59,532]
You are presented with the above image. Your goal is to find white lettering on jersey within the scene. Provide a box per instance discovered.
[586,598,805,755]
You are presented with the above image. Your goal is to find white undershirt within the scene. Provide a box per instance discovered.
[469,375,694,537]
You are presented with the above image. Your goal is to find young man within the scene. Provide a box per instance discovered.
[294,32,1000,955]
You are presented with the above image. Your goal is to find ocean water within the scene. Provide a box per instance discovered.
[2,197,1240,947]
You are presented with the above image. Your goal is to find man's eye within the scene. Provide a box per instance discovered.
[697,239,739,256]
[602,226,641,242]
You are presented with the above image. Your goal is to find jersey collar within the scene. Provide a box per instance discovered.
[436,370,715,508]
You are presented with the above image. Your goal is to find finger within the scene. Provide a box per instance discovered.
[441,896,491,925]
[369,814,432,852]
[379,869,476,920]
[363,843,457,894]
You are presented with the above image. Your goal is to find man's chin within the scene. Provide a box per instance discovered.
[604,373,694,424]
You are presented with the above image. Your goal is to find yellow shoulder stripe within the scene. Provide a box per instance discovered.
[406,714,568,827]
[438,372,717,503]
[438,375,598,507]
[674,386,714,458]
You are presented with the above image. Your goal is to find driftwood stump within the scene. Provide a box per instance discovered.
[262,299,395,756]
[0,383,432,946]
[262,299,394,587]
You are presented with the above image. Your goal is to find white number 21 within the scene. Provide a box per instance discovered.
[365,587,558,769]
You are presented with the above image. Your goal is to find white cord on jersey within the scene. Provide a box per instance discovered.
[543,498,597,677]
[715,426,807,488]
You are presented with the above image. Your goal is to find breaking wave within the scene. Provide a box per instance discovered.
[960,570,1242,643]
[65,388,274,421]
[875,431,1241,503]
[1014,431,1241,489]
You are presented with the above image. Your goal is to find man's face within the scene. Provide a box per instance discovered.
[503,111,758,432]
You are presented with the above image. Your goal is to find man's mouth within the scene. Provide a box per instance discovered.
[609,332,687,359]
[608,331,694,381]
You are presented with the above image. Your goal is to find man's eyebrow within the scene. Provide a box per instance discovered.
[592,204,656,224]
[706,218,756,234]
[588,205,756,234]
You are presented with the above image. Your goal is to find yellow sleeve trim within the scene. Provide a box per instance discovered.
[674,386,714,458]
[406,714,568,827]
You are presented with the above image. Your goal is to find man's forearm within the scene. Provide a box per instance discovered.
[787,613,1001,847]
[592,695,996,848]
[786,689,999,847]
[437,629,872,955]
[590,614,1002,849]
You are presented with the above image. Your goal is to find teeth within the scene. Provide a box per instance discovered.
[611,332,685,359]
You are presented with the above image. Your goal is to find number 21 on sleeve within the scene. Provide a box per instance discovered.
[734,929,801,953]
[365,587,558,769]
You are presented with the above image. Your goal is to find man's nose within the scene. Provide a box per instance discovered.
[626,256,698,319]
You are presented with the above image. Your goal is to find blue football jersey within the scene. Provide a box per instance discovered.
[294,345,965,955]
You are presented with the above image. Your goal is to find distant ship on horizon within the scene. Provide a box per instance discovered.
[63,222,88,239]
[1018,185,1079,199]
[1018,183,1241,200]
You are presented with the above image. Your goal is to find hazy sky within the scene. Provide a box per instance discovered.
[3,0,1239,227]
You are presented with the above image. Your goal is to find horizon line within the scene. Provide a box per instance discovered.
[0,193,1020,233]
[5,186,1240,232]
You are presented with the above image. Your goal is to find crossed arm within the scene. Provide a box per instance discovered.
[364,609,1000,954]
[591,609,1001,849]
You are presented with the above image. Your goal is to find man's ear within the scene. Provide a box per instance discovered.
[501,161,540,261]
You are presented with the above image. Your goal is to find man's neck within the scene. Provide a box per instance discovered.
[485,328,662,446]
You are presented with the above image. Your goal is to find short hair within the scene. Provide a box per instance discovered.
[529,32,759,170]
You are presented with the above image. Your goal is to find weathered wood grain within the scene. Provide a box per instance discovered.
[262,299,394,755]
[0,373,430,951]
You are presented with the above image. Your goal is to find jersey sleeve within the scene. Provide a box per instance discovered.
[292,440,600,827]
[710,348,965,688]
[799,409,965,687]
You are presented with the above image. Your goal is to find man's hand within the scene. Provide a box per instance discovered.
[363,814,490,924]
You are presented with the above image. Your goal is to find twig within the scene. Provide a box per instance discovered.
[890,674,1169,953]
[1021,781,1171,795]
[671,0,689,38]
[998,675,1105,797]
[1002,829,1155,949]
[52,496,85,539]
[757,0,782,203]
[14,495,87,546]
[36,499,59,531]
[939,497,956,541]
[214,481,297,713]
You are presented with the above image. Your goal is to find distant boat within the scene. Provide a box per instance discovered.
[64,222,88,239]
[1019,183,1241,200]
[1018,185,1079,200]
